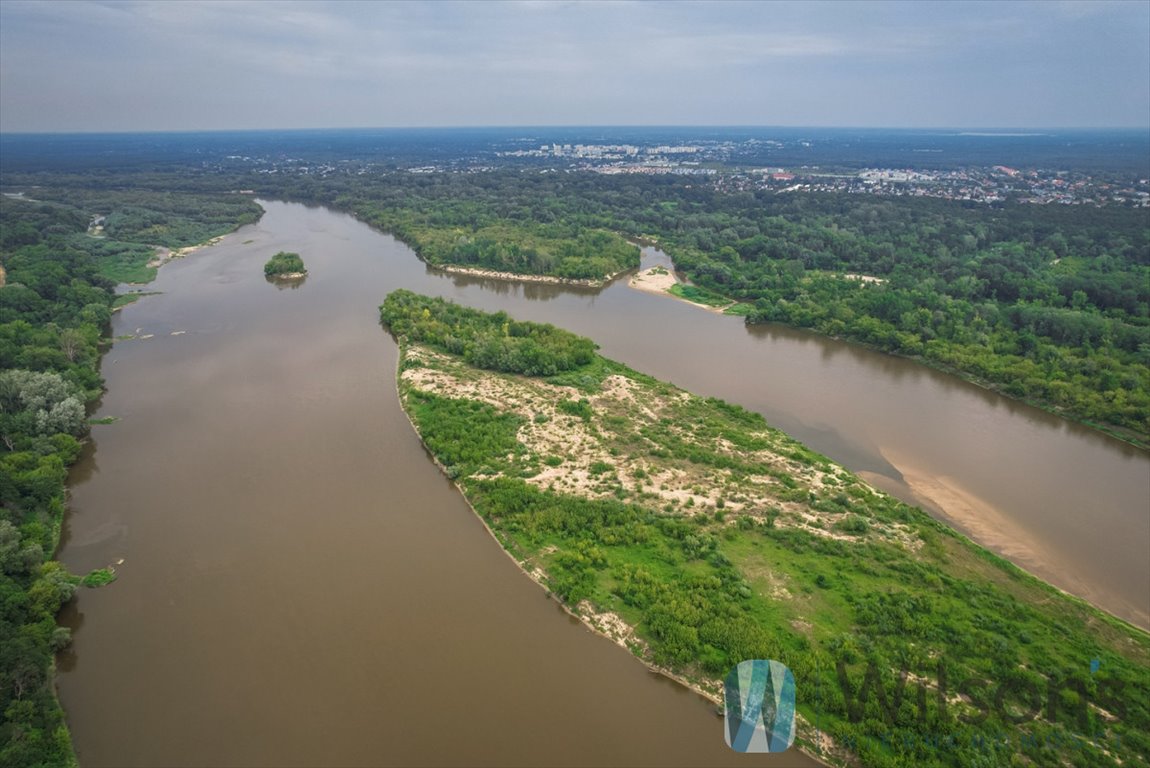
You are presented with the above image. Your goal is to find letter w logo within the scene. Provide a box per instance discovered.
[723,659,796,753]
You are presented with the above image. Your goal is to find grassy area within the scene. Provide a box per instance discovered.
[70,236,158,284]
[668,282,732,308]
[79,568,117,587]
[723,302,756,317]
[386,292,1150,768]
[111,291,161,309]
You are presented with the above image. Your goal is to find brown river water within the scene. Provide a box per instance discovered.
[57,201,1149,766]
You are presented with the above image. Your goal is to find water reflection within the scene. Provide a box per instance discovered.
[67,438,100,486]
[428,265,605,301]
[56,601,84,673]
[266,274,308,290]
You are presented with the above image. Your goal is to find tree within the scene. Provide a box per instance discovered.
[0,370,86,445]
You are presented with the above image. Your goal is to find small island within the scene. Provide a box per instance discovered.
[263,251,307,280]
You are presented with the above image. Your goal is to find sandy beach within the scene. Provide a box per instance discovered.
[434,263,625,288]
[145,234,227,271]
[865,451,1150,631]
[628,265,735,314]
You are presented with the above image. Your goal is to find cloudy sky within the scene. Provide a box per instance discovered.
[1,0,1147,132]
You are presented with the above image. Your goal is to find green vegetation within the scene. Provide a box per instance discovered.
[73,239,158,284]
[386,292,1150,768]
[381,289,597,375]
[79,568,116,588]
[5,187,260,249]
[355,210,638,282]
[1,188,259,290]
[660,195,1150,444]
[263,251,306,278]
[667,282,730,308]
[0,189,259,768]
[0,199,106,768]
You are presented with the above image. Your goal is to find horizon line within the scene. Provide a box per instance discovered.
[3,124,1149,137]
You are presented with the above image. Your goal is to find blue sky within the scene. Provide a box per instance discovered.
[1,0,1147,132]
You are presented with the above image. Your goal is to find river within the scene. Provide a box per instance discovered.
[57,201,1149,766]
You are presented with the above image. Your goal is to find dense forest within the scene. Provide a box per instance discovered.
[352,206,638,282]
[387,293,1150,768]
[0,192,258,768]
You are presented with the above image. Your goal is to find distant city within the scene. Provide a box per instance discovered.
[3,128,1148,208]
[198,132,1150,208]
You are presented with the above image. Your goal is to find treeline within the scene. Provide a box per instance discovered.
[1,187,260,285]
[322,173,639,280]
[380,289,597,376]
[356,212,637,281]
[0,198,112,767]
[14,187,262,250]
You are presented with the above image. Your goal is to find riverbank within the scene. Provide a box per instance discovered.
[383,292,1150,768]
[393,343,722,702]
[433,262,629,288]
[628,265,755,316]
[864,453,1150,632]
[144,234,228,273]
[0,195,257,767]
[628,265,737,313]
[629,264,1150,450]
[113,234,235,311]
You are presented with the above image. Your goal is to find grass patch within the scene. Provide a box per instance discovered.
[668,282,730,307]
[112,291,161,309]
[80,568,117,587]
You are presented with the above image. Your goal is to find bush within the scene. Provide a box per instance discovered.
[381,290,597,376]
[263,251,306,277]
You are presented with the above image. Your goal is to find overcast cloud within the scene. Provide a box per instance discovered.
[1,0,1147,132]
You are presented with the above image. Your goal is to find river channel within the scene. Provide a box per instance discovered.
[57,200,1148,766]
